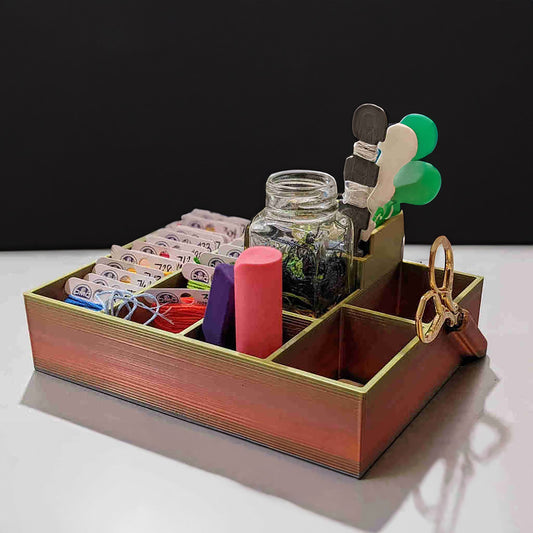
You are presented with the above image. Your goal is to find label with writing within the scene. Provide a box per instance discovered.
[198,252,236,268]
[65,278,115,303]
[96,257,164,281]
[143,288,209,305]
[84,273,139,291]
[110,245,179,274]
[145,234,205,258]
[181,262,215,284]
[218,243,244,258]
[165,223,227,246]
[187,209,250,233]
[132,240,195,266]
[180,214,242,241]
[155,228,219,252]
[93,264,154,288]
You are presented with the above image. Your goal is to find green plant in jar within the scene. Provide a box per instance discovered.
[248,170,354,317]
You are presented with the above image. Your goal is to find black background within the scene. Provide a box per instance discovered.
[1,1,532,250]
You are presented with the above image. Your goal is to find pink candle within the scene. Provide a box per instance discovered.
[234,246,283,358]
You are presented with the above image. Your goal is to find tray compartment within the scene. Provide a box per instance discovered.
[183,312,313,347]
[346,261,483,322]
[33,261,96,301]
[272,306,416,385]
[32,249,181,304]
[123,271,189,324]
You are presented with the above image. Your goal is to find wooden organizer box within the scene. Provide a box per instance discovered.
[24,212,485,478]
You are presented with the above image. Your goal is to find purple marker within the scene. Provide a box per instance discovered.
[201,263,235,348]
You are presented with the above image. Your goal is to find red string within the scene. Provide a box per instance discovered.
[151,297,206,333]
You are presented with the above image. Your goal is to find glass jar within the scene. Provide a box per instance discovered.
[248,170,354,317]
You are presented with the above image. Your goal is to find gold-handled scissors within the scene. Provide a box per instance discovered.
[415,235,461,343]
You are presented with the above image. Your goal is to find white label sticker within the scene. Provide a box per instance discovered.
[85,273,139,291]
[93,264,154,288]
[132,240,195,266]
[187,209,250,233]
[155,228,218,252]
[180,214,242,240]
[111,245,179,274]
[65,278,117,303]
[189,208,228,221]
[227,216,250,233]
[181,262,214,284]
[143,288,209,305]
[164,223,227,246]
[145,234,205,258]
[96,257,165,281]
[198,252,236,268]
[218,243,244,258]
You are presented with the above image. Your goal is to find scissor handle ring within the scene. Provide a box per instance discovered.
[428,235,454,293]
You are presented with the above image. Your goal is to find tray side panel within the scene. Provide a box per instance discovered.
[359,280,484,475]
[355,211,404,290]
[25,295,364,476]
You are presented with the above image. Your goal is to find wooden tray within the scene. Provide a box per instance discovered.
[23,213,485,478]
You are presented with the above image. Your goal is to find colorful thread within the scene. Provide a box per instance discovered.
[187,280,211,290]
[94,290,168,326]
[65,295,104,311]
[152,296,206,333]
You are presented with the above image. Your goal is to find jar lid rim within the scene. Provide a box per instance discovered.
[266,170,338,196]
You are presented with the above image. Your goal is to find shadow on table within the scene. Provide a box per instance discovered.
[21,356,508,532]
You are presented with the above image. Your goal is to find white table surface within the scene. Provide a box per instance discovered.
[1,246,532,533]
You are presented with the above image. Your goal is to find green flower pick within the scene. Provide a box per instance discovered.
[393,160,441,208]
[400,113,438,160]
[373,113,441,228]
